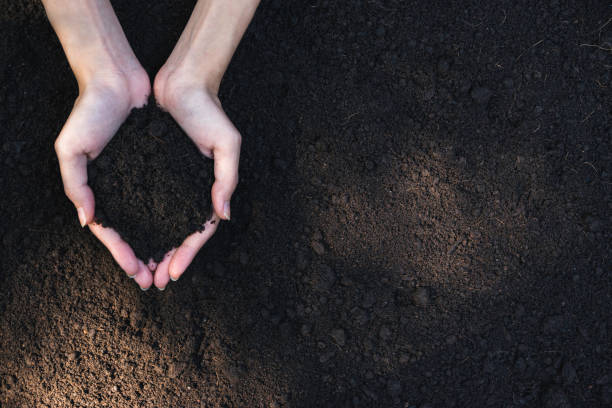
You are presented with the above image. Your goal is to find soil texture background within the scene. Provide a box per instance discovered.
[89,101,214,262]
[1,1,611,407]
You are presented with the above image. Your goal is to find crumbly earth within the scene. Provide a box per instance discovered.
[88,100,214,262]
[1,1,610,407]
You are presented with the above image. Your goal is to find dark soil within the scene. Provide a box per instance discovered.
[89,100,214,262]
[1,1,611,407]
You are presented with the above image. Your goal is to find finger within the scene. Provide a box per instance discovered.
[211,134,241,220]
[153,249,176,290]
[169,215,220,281]
[55,147,95,227]
[133,260,153,291]
[88,223,140,277]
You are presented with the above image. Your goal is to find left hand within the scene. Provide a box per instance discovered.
[151,72,241,290]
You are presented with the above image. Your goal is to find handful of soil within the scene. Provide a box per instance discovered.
[88,102,214,262]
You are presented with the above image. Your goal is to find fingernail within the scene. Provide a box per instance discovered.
[223,201,231,220]
[77,207,87,227]
[127,274,136,279]
[170,276,178,282]
[158,286,166,291]
[140,286,149,291]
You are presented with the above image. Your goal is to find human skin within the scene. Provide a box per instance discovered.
[152,0,260,289]
[41,0,260,290]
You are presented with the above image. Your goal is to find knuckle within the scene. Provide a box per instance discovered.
[61,182,74,200]
[226,131,242,150]
[54,138,68,158]
[64,188,74,201]
[226,129,241,144]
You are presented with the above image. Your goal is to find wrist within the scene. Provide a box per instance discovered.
[157,59,222,96]
[43,0,144,93]
[160,0,260,96]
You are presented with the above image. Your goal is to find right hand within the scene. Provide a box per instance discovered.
[54,70,155,290]
[150,69,241,290]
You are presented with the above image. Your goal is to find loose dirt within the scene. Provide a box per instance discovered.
[89,100,214,262]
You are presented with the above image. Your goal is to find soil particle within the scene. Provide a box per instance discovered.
[361,292,377,309]
[319,351,335,364]
[168,361,186,379]
[542,386,572,408]
[213,261,226,277]
[601,386,612,405]
[470,86,493,104]
[437,59,449,75]
[379,326,392,341]
[543,315,567,334]
[312,265,336,292]
[311,240,325,256]
[562,361,577,385]
[411,287,431,307]
[239,251,249,265]
[387,378,401,397]
[330,328,346,346]
[5,375,15,388]
[130,310,144,328]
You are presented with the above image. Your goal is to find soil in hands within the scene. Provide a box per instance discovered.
[88,99,214,262]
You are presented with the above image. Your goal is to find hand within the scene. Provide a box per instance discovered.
[151,71,241,289]
[147,0,259,290]
[43,0,158,289]
[55,70,155,290]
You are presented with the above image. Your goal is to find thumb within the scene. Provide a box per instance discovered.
[56,143,95,227]
[211,133,241,220]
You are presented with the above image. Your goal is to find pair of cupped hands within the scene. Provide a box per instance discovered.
[55,67,240,291]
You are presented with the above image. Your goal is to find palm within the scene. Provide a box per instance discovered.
[58,85,129,160]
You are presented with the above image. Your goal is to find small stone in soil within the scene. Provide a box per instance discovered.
[471,86,493,104]
[601,386,612,405]
[330,328,346,346]
[319,351,335,363]
[168,361,186,379]
[380,326,392,340]
[542,385,571,408]
[387,378,402,396]
[311,241,325,255]
[437,59,449,75]
[313,265,336,292]
[214,261,226,277]
[239,251,249,265]
[562,361,577,385]
[412,287,430,307]
[361,291,376,309]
